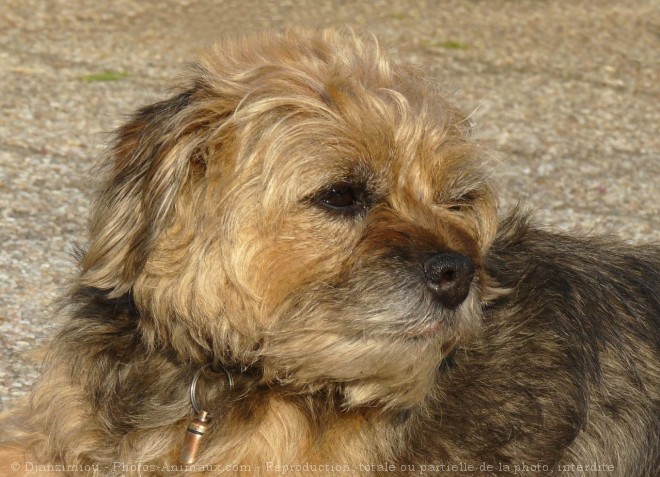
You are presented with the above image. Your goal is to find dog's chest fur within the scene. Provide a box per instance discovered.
[199,399,394,474]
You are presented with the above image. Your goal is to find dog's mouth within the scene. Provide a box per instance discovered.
[268,249,484,351]
[401,283,480,340]
[319,276,481,345]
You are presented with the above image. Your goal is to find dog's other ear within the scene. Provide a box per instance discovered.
[79,87,215,297]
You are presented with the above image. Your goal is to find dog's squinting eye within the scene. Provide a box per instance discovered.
[448,204,468,212]
[446,192,477,212]
[314,182,369,216]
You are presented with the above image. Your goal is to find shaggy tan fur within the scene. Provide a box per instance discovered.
[1,28,658,477]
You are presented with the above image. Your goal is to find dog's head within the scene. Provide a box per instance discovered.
[80,28,497,408]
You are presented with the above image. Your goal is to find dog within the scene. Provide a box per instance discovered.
[1,27,658,477]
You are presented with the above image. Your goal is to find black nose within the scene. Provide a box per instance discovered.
[422,252,475,309]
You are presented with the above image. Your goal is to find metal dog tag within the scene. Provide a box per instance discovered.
[179,410,210,464]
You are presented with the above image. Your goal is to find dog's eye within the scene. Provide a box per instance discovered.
[314,182,369,216]
[445,192,477,212]
[448,203,469,212]
[324,184,358,207]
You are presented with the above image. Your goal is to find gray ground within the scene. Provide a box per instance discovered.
[0,0,658,408]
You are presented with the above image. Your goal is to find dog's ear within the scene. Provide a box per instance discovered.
[79,87,216,297]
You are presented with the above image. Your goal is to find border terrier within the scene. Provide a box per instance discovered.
[1,28,658,477]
